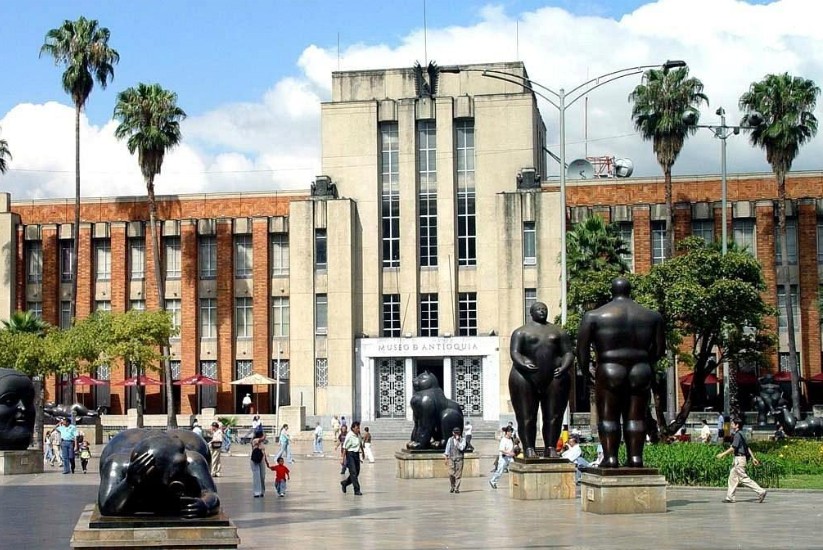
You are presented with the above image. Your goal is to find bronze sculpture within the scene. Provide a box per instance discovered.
[752,375,789,426]
[509,302,574,458]
[773,405,823,437]
[97,429,220,517]
[577,278,665,468]
[0,368,36,451]
[407,371,464,450]
[44,402,101,425]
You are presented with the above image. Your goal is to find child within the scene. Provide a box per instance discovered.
[270,457,290,497]
[78,439,91,473]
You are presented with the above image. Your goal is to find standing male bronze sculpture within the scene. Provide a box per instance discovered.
[509,302,574,458]
[577,277,665,468]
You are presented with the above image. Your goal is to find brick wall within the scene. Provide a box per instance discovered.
[180,221,198,414]
[252,219,271,412]
[216,220,235,412]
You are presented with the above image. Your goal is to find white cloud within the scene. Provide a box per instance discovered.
[2,0,823,200]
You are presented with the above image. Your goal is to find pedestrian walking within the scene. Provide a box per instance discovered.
[717,412,725,442]
[313,422,324,454]
[48,423,62,467]
[340,421,364,496]
[489,426,515,489]
[250,434,270,498]
[464,419,473,450]
[274,424,293,464]
[362,426,375,463]
[56,417,77,474]
[78,439,91,473]
[209,422,224,477]
[336,424,349,474]
[444,426,467,493]
[270,457,290,496]
[716,418,767,503]
[331,415,341,442]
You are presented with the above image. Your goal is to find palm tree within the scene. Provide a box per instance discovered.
[0,129,11,174]
[629,67,708,261]
[40,17,119,330]
[739,73,820,418]
[114,83,186,429]
[567,215,630,279]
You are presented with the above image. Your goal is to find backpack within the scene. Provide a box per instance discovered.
[251,447,264,464]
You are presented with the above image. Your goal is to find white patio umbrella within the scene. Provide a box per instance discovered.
[230,372,283,413]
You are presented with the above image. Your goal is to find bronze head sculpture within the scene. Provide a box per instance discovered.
[0,368,36,451]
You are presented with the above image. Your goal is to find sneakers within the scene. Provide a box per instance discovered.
[449,488,455,493]
[354,492,363,496]
[722,498,734,503]
[454,490,460,494]
[489,480,497,489]
[279,493,285,498]
[340,481,347,494]
[758,491,767,503]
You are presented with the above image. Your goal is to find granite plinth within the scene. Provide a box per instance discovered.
[508,458,576,500]
[395,449,479,479]
[581,468,667,514]
[0,449,44,475]
[71,505,240,549]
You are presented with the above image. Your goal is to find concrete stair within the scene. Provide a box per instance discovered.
[364,417,502,440]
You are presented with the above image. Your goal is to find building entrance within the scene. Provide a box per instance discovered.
[376,358,405,418]
[415,358,444,389]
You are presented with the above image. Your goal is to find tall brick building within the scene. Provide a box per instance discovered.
[0,62,820,419]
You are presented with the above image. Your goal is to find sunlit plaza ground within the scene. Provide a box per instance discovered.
[3,438,823,549]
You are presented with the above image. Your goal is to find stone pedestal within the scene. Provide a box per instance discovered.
[580,468,667,514]
[508,458,576,500]
[278,406,306,432]
[71,505,240,549]
[0,449,44,475]
[395,449,480,479]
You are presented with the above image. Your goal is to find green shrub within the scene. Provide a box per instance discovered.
[751,439,823,476]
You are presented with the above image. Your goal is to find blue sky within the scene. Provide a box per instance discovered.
[0,0,811,200]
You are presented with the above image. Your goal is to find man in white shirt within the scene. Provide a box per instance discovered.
[489,427,515,489]
[700,420,712,443]
[242,393,252,414]
[313,422,324,454]
[561,435,589,484]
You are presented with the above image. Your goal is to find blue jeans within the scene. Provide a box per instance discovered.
[314,437,323,454]
[276,479,287,495]
[60,440,75,474]
[573,457,590,483]
[490,455,512,484]
[275,442,293,464]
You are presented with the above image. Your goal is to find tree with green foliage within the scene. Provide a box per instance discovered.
[114,83,186,428]
[40,16,119,336]
[739,73,820,418]
[0,128,10,174]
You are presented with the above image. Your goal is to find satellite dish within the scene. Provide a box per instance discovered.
[567,159,594,180]
[614,158,634,178]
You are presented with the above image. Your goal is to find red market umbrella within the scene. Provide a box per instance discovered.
[807,372,823,383]
[114,375,162,387]
[679,372,719,387]
[735,372,759,386]
[174,374,219,386]
[73,374,107,386]
[771,371,794,383]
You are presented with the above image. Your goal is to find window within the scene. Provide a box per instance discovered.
[315,229,327,269]
[60,301,71,329]
[523,222,536,265]
[235,360,253,379]
[617,222,634,270]
[130,300,145,311]
[382,294,401,337]
[165,237,182,279]
[234,234,253,278]
[778,352,792,373]
[235,297,253,338]
[456,120,476,266]
[458,292,477,336]
[95,300,111,312]
[93,239,111,281]
[419,293,439,337]
[381,123,400,268]
[271,297,290,337]
[733,219,755,256]
[817,221,823,264]
[418,120,437,267]
[524,288,537,324]
[169,360,181,381]
[27,302,42,319]
[199,236,217,280]
[777,286,800,331]
[166,299,181,335]
[651,221,667,265]
[775,218,798,265]
[271,233,289,276]
[200,298,217,339]
[199,360,218,408]
[315,294,328,335]
[129,238,145,280]
[60,240,74,282]
[26,241,42,283]
[315,358,329,388]
[691,220,713,245]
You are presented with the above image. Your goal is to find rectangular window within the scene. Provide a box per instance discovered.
[315,358,329,388]
[419,293,439,337]
[199,360,218,408]
[271,296,290,337]
[523,222,537,265]
[315,294,328,335]
[94,239,111,281]
[778,352,792,373]
[524,288,537,324]
[199,236,217,280]
[235,297,253,338]
[315,229,327,269]
[733,219,755,256]
[60,300,71,329]
[129,238,145,280]
[381,122,400,268]
[418,120,437,267]
[617,222,634,271]
[382,294,401,337]
[169,360,181,381]
[60,240,74,282]
[130,300,145,311]
[26,241,42,283]
[165,299,182,335]
[94,300,111,312]
[777,285,800,331]
[235,360,253,379]
[27,302,42,319]
[456,120,477,266]
[200,298,217,339]
[271,233,289,276]
[651,221,667,265]
[165,237,182,280]
[817,221,823,264]
[458,292,477,336]
[775,218,799,265]
[234,234,253,278]
[691,220,714,245]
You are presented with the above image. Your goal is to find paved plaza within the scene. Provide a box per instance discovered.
[3,438,823,549]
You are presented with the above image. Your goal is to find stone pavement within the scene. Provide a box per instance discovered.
[3,438,823,549]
